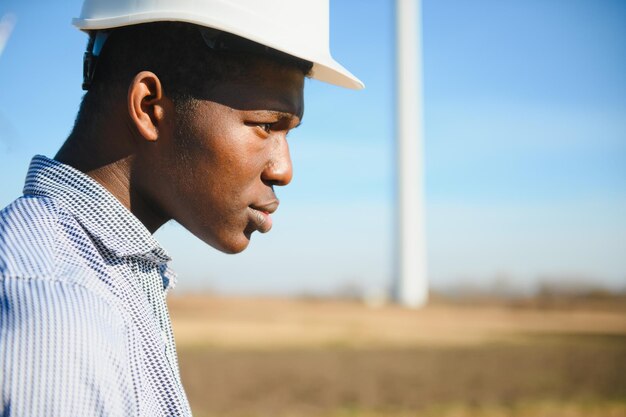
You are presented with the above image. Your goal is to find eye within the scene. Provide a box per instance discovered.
[259,123,274,134]
[246,121,276,135]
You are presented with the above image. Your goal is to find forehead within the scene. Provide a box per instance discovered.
[200,60,305,119]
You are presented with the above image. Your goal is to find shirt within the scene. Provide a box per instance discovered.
[0,155,192,416]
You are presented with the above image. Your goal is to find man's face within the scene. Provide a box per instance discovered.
[141,60,305,253]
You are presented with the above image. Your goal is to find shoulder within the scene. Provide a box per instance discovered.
[0,278,134,416]
[0,195,65,277]
[0,195,101,282]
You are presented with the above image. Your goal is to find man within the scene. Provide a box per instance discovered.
[0,1,362,415]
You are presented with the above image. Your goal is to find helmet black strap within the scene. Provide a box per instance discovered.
[82,31,109,90]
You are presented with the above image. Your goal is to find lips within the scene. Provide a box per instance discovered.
[248,200,279,233]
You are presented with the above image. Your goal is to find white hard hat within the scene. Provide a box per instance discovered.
[72,0,364,90]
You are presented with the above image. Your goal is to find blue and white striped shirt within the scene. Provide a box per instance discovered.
[0,155,192,416]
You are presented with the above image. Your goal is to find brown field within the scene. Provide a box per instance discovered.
[169,294,626,417]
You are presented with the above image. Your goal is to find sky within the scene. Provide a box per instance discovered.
[0,0,625,297]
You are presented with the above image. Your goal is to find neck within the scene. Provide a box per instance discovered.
[55,132,168,233]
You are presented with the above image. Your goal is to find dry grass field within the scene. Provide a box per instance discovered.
[168,294,626,417]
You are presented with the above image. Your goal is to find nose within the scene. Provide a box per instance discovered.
[262,137,293,186]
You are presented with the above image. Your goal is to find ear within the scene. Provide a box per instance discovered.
[128,71,167,142]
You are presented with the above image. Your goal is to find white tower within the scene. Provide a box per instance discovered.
[394,0,428,308]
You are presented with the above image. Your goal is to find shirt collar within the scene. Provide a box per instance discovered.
[23,155,172,267]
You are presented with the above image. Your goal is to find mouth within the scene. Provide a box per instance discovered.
[248,200,279,234]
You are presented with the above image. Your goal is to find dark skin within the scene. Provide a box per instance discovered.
[56,60,305,254]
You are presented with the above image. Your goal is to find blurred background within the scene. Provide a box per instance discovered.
[1,0,625,416]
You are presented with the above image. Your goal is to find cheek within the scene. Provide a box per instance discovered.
[177,140,257,219]
[210,134,268,190]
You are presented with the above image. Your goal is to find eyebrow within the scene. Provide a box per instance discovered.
[250,110,303,128]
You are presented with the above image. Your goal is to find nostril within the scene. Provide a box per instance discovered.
[262,161,292,187]
[262,142,293,186]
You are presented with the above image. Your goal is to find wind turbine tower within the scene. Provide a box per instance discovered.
[394,0,428,308]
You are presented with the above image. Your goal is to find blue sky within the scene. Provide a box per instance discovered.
[1,0,625,296]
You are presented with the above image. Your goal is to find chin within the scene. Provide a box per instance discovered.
[211,235,251,255]
[186,223,252,254]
